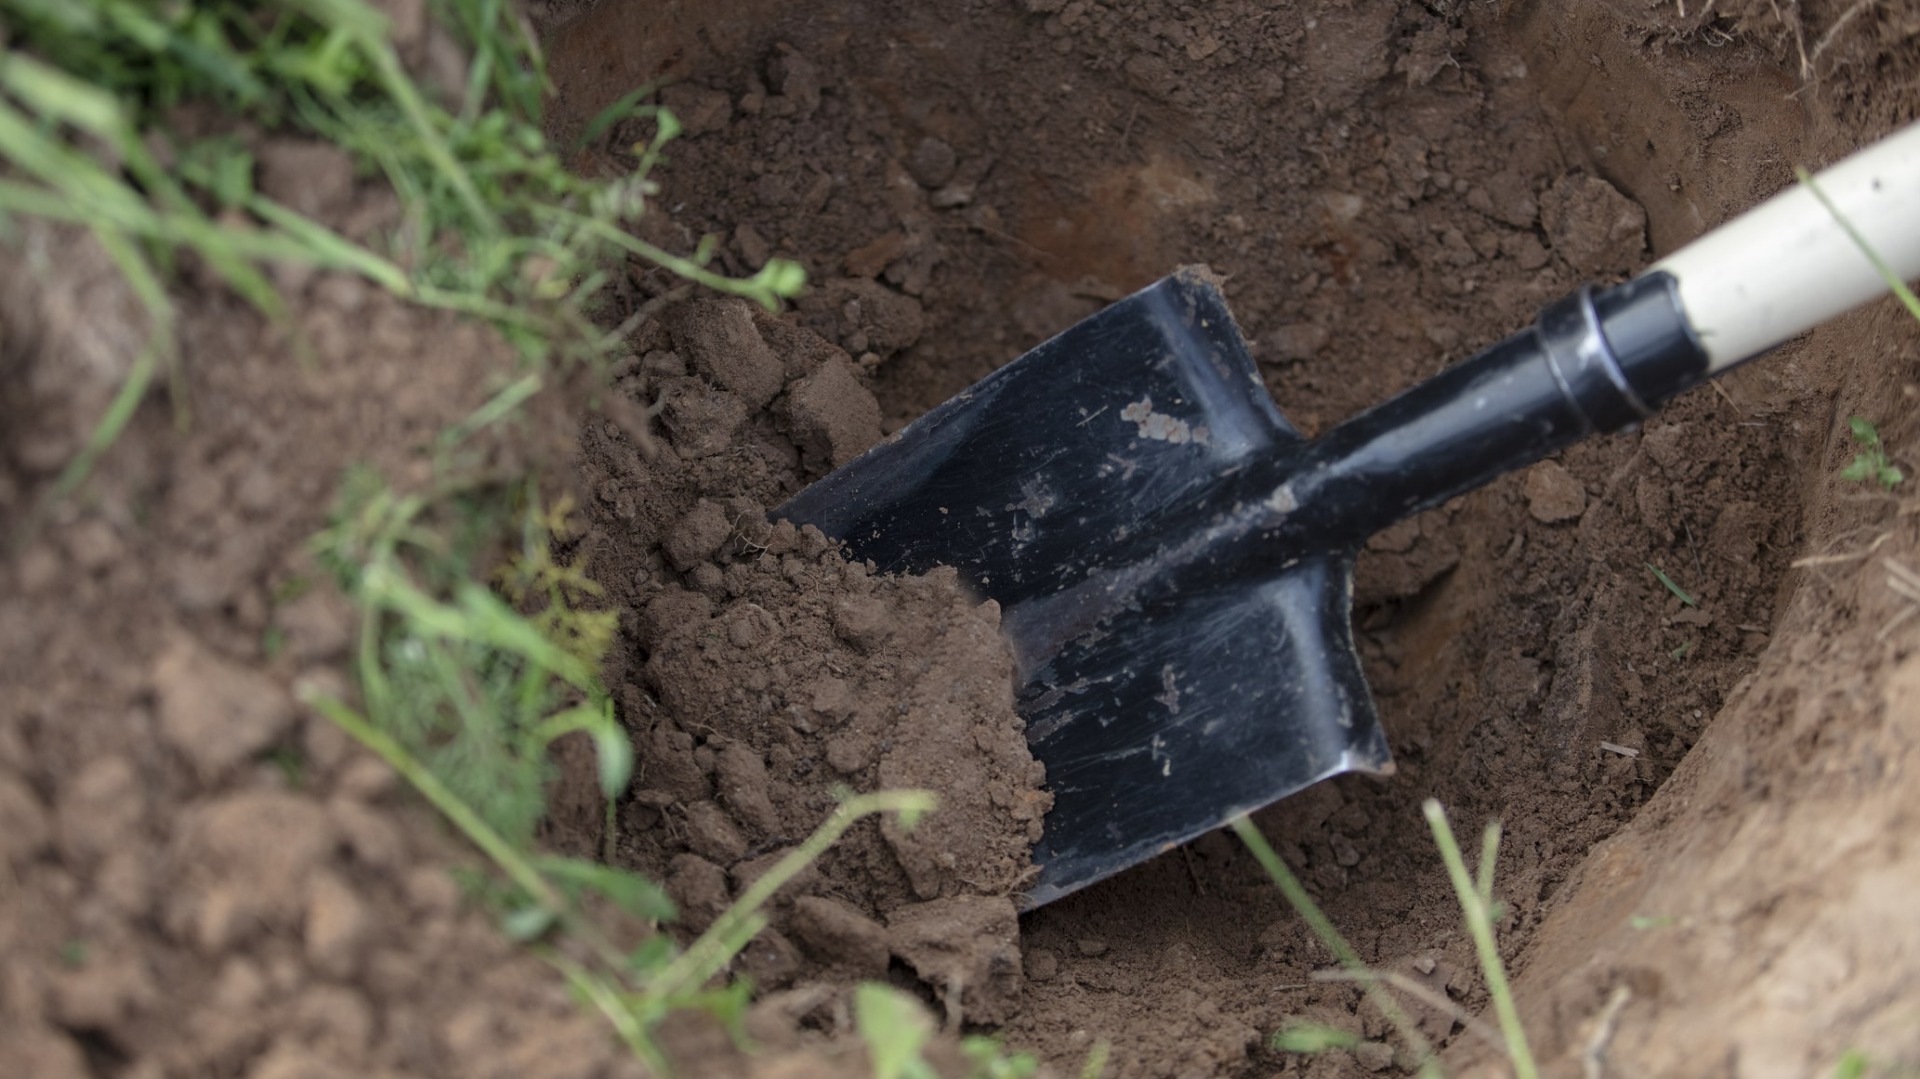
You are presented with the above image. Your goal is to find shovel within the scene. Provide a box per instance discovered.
[779,123,1920,907]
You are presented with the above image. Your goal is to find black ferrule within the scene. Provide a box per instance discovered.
[1592,270,1710,410]
[1539,287,1651,434]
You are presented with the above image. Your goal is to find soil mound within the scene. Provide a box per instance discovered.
[572,297,1047,1022]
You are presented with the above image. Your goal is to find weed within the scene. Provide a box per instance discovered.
[1645,562,1698,607]
[1,0,806,541]
[267,746,307,788]
[1231,816,1441,1077]
[1841,416,1905,490]
[310,469,625,848]
[1234,802,1541,1078]
[1078,1041,1112,1079]
[854,983,1040,1079]
[857,984,938,1079]
[1796,168,1912,495]
[1424,800,1537,1079]
[961,1036,1042,1079]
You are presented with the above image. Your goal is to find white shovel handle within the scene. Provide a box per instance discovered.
[1651,121,1920,372]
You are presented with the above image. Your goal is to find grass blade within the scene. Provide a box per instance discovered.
[648,791,936,1002]
[1645,562,1697,607]
[1422,800,1538,1079]
[1796,166,1920,322]
[1230,816,1438,1075]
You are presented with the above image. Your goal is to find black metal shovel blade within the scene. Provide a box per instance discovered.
[778,271,1395,906]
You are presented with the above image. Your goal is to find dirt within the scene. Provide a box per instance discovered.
[551,0,1920,1074]
[568,297,1047,1022]
[0,211,653,1079]
[3,2,1919,1079]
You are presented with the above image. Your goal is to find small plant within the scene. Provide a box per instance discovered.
[1233,801,1541,1079]
[1834,1049,1872,1079]
[1841,416,1905,491]
[56,939,89,968]
[857,984,938,1079]
[1798,168,1913,496]
[854,983,1040,1079]
[0,0,806,543]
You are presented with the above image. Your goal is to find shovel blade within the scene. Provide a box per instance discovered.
[782,270,1303,603]
[1020,553,1391,905]
[779,271,1393,905]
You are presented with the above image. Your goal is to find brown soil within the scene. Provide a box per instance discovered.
[4,2,1918,1079]
[570,297,1046,1022]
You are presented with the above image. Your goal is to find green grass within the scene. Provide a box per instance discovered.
[1645,562,1698,607]
[0,2,994,1073]
[1,0,805,547]
[310,468,628,851]
[1233,801,1539,1079]
[1424,801,1537,1079]
[1841,416,1905,490]
[1797,166,1912,493]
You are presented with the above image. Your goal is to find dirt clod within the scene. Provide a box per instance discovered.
[257,140,358,219]
[907,136,958,189]
[670,300,788,410]
[789,895,891,975]
[784,356,883,468]
[667,854,733,932]
[154,638,297,782]
[1524,459,1589,522]
[304,873,372,978]
[1539,173,1647,277]
[664,500,736,572]
[887,895,1023,1023]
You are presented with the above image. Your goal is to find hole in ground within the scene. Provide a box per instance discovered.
[542,1,1920,1074]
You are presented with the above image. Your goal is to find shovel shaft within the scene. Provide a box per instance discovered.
[1656,119,1920,371]
[1275,119,1920,552]
[1267,272,1706,551]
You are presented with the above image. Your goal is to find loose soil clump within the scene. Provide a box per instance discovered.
[569,297,1048,1022]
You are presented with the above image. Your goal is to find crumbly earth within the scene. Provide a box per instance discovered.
[2,2,1918,1079]
[566,297,1048,1023]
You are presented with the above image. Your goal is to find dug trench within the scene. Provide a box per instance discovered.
[547,1,1920,1075]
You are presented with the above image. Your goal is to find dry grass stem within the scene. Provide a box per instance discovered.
[1581,985,1633,1079]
